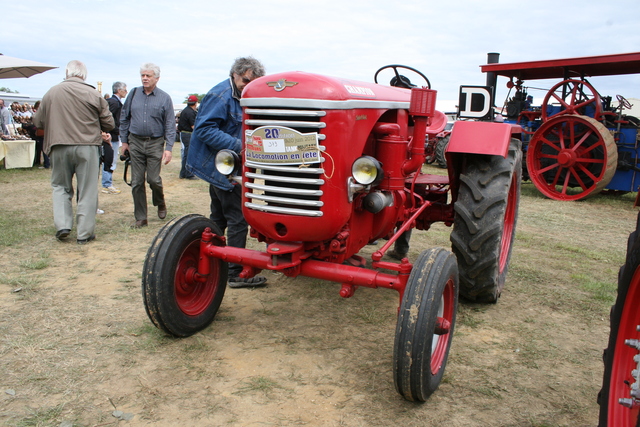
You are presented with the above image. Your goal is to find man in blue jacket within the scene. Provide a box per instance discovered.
[187,57,266,288]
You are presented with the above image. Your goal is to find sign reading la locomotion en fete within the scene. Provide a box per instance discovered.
[245,126,320,165]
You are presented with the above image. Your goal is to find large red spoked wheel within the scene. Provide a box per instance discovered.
[598,212,640,426]
[527,115,617,201]
[142,214,228,337]
[394,247,458,402]
[541,79,603,121]
[450,139,522,303]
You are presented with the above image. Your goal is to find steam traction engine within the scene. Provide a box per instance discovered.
[482,52,640,201]
[142,66,522,401]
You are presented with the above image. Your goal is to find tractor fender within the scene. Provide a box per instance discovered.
[446,121,516,158]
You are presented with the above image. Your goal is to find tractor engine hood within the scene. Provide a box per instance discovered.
[241,71,412,106]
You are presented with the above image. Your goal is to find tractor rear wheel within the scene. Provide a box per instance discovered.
[393,247,458,402]
[142,214,228,337]
[527,115,617,201]
[450,139,522,303]
[598,212,640,427]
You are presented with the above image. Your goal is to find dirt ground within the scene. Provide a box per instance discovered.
[0,154,637,426]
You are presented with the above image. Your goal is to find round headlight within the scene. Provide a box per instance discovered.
[352,156,382,186]
[215,149,240,176]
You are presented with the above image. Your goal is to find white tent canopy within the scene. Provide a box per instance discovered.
[0,54,57,79]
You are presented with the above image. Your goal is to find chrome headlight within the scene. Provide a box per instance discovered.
[215,149,240,176]
[351,156,383,186]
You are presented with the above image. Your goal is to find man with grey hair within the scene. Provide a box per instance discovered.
[33,60,114,244]
[187,56,267,288]
[101,81,128,194]
[120,63,175,228]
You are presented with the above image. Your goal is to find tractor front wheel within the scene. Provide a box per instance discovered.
[142,214,228,337]
[393,247,458,402]
[450,139,522,302]
[598,212,640,426]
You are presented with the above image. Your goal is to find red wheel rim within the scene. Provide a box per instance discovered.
[174,240,219,316]
[541,79,602,121]
[431,277,455,374]
[499,172,518,273]
[527,115,615,201]
[608,266,640,426]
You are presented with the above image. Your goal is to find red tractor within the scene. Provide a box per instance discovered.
[598,199,640,426]
[142,65,522,401]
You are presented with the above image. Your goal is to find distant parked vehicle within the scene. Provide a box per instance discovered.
[432,117,455,169]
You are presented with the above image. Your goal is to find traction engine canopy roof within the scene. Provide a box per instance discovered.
[480,52,640,81]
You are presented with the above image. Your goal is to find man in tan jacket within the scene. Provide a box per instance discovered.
[33,60,114,244]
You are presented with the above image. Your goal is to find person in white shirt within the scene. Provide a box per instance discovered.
[0,99,12,135]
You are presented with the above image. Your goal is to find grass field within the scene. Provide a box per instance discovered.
[0,158,636,426]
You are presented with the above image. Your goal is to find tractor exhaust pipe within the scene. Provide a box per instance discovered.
[486,52,500,108]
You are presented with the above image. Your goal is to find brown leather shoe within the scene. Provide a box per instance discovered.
[132,219,148,229]
[158,203,167,219]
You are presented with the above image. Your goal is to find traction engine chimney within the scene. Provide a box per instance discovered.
[486,52,500,111]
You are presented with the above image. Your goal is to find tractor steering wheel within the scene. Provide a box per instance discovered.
[616,94,633,110]
[374,65,431,89]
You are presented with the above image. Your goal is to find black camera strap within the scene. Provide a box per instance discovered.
[123,157,132,187]
[120,86,138,187]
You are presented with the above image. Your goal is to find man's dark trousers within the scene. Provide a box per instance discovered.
[209,184,247,278]
[129,134,166,221]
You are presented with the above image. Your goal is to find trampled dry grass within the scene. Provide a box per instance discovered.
[0,155,636,426]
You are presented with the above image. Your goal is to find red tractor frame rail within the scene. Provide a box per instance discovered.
[482,52,640,201]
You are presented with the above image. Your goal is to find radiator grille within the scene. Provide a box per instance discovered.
[244,108,327,217]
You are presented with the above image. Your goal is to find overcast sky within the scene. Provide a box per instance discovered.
[2,0,640,109]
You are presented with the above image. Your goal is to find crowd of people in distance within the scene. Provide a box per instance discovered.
[0,100,39,140]
[0,98,48,168]
[10,102,35,122]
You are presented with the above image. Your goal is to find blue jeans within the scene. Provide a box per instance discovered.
[209,184,247,277]
[101,140,121,187]
[179,132,194,178]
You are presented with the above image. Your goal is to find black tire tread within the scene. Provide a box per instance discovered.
[435,136,449,169]
[142,214,227,337]
[597,211,640,426]
[394,247,458,402]
[450,139,522,302]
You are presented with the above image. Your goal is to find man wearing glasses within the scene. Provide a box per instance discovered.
[187,56,267,288]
